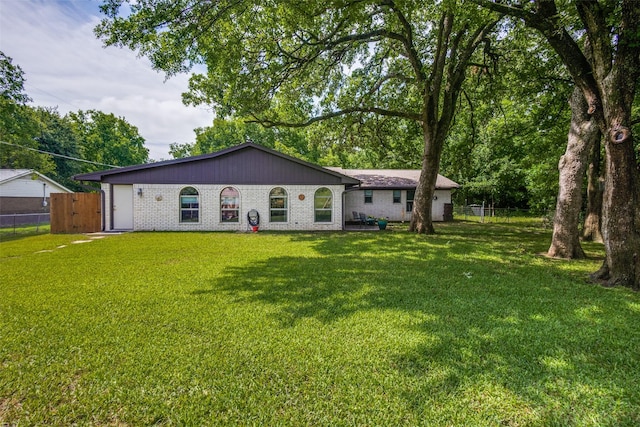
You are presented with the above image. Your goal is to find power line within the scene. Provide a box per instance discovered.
[28,86,84,112]
[0,141,122,169]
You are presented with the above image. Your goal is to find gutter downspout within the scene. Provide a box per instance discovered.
[341,190,346,231]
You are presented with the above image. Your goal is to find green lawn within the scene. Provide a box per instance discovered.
[0,223,50,240]
[1,222,638,426]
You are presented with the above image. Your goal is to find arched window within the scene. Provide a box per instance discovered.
[220,187,240,222]
[269,187,288,222]
[314,187,332,222]
[179,187,199,223]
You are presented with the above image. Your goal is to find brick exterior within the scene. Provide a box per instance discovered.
[103,183,345,231]
[0,197,50,214]
[343,189,453,222]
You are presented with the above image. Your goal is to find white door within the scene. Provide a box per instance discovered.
[112,185,134,230]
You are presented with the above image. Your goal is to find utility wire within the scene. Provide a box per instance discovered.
[0,141,122,168]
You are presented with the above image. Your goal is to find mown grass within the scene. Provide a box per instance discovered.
[1,222,638,426]
[0,224,50,241]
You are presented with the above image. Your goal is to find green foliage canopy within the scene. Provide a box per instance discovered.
[96,1,497,130]
[68,110,149,169]
[0,51,54,173]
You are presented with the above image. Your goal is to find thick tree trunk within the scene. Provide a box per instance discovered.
[476,0,640,290]
[587,46,640,289]
[410,128,443,234]
[591,120,640,290]
[582,135,603,242]
[548,88,598,258]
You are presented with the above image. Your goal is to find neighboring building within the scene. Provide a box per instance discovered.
[0,169,72,215]
[74,143,459,232]
[329,169,460,223]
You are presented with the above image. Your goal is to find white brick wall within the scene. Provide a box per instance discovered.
[344,189,452,222]
[105,184,345,231]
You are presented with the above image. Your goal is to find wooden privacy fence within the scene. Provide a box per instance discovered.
[50,193,101,233]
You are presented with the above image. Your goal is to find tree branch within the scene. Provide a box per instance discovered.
[365,73,414,97]
[575,0,613,81]
[429,12,454,111]
[473,0,602,122]
[382,0,426,84]
[246,107,422,128]
[439,18,501,134]
[471,0,533,21]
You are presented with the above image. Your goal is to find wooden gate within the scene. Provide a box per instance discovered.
[50,193,102,233]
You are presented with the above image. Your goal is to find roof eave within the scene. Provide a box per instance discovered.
[74,142,362,185]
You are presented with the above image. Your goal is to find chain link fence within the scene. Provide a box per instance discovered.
[454,205,553,227]
[0,213,51,235]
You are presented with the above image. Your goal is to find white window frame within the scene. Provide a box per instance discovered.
[179,186,200,223]
[269,187,288,223]
[314,187,333,223]
[220,187,240,223]
[364,189,373,204]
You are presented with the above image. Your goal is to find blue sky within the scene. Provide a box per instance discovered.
[0,0,213,160]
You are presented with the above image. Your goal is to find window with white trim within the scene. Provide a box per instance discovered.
[269,187,288,222]
[364,189,373,204]
[314,187,332,222]
[180,187,199,223]
[220,187,240,222]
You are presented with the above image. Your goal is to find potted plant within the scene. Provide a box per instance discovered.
[366,216,376,226]
[377,217,388,230]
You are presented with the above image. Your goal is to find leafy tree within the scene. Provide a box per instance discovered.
[96,0,501,234]
[441,26,572,211]
[1,52,151,190]
[0,52,54,172]
[308,113,425,169]
[0,51,30,104]
[170,117,316,163]
[168,142,194,159]
[33,107,84,191]
[477,0,640,289]
[68,110,149,171]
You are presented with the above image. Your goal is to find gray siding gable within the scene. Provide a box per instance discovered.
[75,143,360,186]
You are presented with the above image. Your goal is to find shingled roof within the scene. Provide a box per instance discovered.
[326,168,459,190]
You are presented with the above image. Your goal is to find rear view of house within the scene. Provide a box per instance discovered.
[75,143,360,232]
[74,143,459,232]
[330,169,459,223]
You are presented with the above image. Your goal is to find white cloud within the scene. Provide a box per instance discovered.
[0,0,213,160]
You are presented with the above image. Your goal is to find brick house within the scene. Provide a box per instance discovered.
[330,168,459,223]
[74,143,459,232]
[74,143,359,232]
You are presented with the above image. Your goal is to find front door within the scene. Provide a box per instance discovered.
[112,185,134,230]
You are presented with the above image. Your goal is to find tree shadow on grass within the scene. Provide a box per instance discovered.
[195,225,638,424]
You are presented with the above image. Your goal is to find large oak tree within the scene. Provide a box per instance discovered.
[476,0,640,289]
[96,0,500,234]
